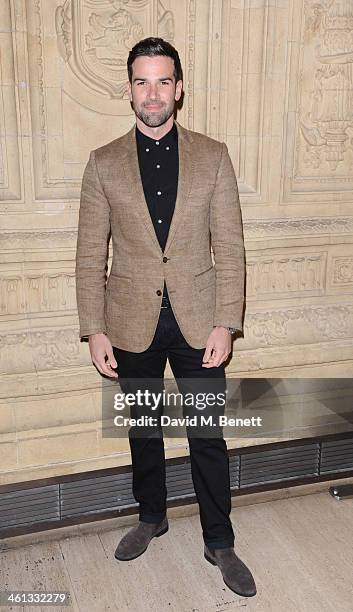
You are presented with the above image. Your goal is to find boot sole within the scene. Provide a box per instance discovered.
[204,553,257,598]
[115,524,169,562]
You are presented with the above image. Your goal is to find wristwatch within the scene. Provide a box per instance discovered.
[214,326,240,335]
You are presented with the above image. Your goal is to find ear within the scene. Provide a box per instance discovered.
[175,80,183,102]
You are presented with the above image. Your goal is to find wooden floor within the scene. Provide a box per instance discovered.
[1,490,353,611]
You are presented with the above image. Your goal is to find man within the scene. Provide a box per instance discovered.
[76,37,256,598]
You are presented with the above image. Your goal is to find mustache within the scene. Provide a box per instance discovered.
[144,101,164,106]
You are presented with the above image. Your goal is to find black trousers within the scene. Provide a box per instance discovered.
[112,306,235,550]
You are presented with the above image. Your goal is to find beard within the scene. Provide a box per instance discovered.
[133,100,174,127]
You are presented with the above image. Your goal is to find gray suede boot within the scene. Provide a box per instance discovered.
[114,517,169,561]
[204,545,257,597]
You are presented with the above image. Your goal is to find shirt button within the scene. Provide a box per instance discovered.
[156,289,162,296]
[157,219,162,224]
[157,191,162,195]
[145,148,150,152]
[156,164,160,168]
[156,141,160,145]
[165,146,170,150]
[163,256,168,263]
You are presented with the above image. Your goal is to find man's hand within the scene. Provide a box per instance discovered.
[88,333,118,378]
[202,327,232,368]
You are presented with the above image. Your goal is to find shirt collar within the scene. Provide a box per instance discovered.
[135,121,178,148]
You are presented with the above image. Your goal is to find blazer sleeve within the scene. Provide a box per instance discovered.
[75,150,111,339]
[210,142,245,331]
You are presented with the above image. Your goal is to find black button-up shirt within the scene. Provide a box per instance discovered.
[136,122,178,300]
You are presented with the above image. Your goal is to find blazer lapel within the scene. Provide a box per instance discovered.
[120,125,162,253]
[164,121,193,254]
[119,120,194,255]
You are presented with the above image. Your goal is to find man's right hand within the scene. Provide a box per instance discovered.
[88,333,118,378]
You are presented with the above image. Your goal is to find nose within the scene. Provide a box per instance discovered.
[148,83,159,99]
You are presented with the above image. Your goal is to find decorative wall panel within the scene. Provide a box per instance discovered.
[0,0,22,202]
[0,0,352,485]
[25,0,194,201]
[283,0,353,203]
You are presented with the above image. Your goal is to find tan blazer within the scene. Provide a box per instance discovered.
[75,121,245,352]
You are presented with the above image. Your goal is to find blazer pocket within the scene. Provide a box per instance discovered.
[106,274,132,300]
[194,266,215,292]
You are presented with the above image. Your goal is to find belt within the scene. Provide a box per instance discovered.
[160,295,171,309]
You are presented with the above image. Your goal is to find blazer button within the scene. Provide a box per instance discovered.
[156,289,162,296]
[163,256,168,263]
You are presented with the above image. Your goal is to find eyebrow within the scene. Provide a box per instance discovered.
[132,77,173,83]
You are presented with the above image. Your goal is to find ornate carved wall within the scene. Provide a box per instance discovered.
[1,0,353,484]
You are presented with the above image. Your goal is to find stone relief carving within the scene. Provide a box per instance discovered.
[246,253,326,298]
[1,218,352,252]
[32,274,76,313]
[0,231,78,251]
[247,304,353,346]
[301,0,353,170]
[1,301,353,372]
[333,257,353,284]
[0,253,328,316]
[0,277,24,314]
[0,329,81,370]
[243,217,353,237]
[0,273,76,315]
[55,0,175,99]
[0,0,22,201]
[30,329,81,369]
[32,0,68,191]
[157,0,174,42]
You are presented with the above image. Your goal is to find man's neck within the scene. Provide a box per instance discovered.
[135,116,175,140]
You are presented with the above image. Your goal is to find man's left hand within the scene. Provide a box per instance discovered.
[202,326,232,368]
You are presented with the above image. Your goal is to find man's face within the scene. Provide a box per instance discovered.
[127,55,182,128]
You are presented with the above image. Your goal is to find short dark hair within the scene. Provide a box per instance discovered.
[127,37,183,84]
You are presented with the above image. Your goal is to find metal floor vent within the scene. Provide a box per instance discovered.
[0,433,352,537]
[240,443,320,488]
[0,485,59,530]
[61,472,135,519]
[229,455,241,489]
[166,461,194,501]
[320,437,353,474]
